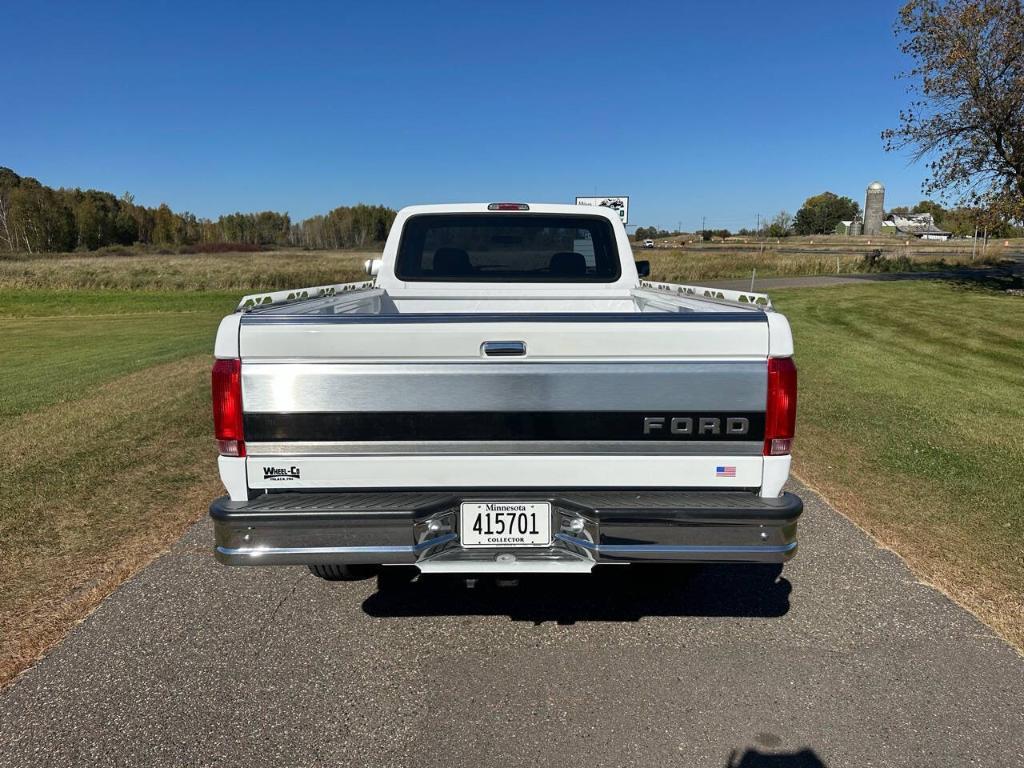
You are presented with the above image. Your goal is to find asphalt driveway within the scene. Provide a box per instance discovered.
[1,479,1021,767]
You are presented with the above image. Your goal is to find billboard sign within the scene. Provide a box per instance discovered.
[575,196,629,226]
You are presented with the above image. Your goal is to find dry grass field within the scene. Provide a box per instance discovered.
[0,235,1013,293]
[640,236,1011,282]
[0,250,373,292]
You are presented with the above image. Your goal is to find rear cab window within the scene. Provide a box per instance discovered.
[395,214,621,282]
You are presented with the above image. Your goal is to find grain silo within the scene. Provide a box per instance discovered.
[863,181,885,236]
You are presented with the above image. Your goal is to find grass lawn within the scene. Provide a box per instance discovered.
[0,276,1020,685]
[0,291,234,683]
[775,281,1024,647]
[0,290,237,416]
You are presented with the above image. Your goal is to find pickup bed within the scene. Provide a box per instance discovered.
[210,202,801,578]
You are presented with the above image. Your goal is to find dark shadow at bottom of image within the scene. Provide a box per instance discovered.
[727,747,826,768]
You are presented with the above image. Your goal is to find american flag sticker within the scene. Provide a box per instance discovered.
[715,465,737,478]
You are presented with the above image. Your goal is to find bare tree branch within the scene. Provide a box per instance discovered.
[885,0,1024,220]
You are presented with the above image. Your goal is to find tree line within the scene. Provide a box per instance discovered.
[632,226,683,241]
[0,167,396,253]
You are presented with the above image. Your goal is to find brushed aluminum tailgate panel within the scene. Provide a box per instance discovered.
[242,361,767,413]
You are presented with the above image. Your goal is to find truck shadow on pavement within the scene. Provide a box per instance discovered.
[726,747,826,767]
[361,563,791,624]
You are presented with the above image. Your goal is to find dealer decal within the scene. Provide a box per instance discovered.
[263,466,301,481]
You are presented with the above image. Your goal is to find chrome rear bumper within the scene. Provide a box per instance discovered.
[210,490,802,571]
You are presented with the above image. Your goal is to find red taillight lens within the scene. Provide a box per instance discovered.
[764,356,797,456]
[212,358,245,457]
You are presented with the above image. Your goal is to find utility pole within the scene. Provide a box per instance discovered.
[701,215,705,245]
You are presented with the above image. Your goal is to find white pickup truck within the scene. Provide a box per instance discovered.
[210,202,801,581]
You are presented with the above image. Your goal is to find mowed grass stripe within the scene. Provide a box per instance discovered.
[776,282,1024,648]
[0,291,233,417]
[0,355,220,684]
[0,289,239,317]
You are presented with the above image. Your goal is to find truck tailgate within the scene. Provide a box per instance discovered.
[237,312,771,491]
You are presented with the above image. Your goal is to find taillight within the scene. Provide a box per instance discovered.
[764,356,797,456]
[212,358,245,457]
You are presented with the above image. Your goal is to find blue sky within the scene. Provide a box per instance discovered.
[2,0,926,231]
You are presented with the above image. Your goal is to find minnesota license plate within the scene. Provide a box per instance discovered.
[459,502,552,548]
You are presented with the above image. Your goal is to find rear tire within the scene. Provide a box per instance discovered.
[307,564,379,581]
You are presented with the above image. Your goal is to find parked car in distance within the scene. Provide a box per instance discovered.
[642,238,655,248]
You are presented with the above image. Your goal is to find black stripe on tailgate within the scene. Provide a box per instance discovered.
[244,412,766,442]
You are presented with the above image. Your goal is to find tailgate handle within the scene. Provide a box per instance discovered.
[482,341,527,357]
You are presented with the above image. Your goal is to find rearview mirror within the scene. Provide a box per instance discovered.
[364,258,381,277]
[635,260,650,278]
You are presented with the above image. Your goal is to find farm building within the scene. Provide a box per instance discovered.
[886,212,951,241]
[835,217,863,236]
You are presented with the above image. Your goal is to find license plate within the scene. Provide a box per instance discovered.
[459,502,552,548]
